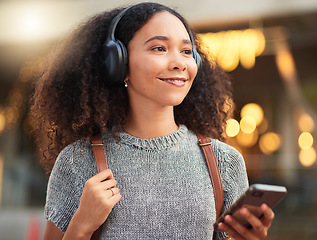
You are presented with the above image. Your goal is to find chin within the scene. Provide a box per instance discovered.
[158,91,189,107]
[169,98,186,107]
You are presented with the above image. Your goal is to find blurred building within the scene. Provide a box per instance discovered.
[0,0,317,239]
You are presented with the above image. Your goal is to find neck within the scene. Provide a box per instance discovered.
[124,105,178,139]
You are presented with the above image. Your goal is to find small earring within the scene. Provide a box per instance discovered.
[124,79,128,88]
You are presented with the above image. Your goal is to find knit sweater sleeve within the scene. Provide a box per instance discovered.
[44,141,95,233]
[213,139,249,240]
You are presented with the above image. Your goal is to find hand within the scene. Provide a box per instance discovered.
[69,169,121,237]
[217,204,274,240]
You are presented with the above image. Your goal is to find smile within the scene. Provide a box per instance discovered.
[159,78,187,87]
[160,79,186,82]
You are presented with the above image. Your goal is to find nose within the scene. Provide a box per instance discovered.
[168,51,187,71]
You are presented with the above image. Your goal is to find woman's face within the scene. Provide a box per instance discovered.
[126,11,198,109]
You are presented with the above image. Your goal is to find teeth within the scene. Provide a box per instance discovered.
[160,79,184,82]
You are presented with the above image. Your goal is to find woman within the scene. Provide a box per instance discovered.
[30,2,274,239]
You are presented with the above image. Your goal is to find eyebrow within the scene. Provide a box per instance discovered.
[145,35,192,45]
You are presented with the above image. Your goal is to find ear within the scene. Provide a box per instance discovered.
[124,73,129,82]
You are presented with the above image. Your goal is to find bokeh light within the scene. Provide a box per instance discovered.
[0,114,5,132]
[15,9,45,42]
[275,48,296,82]
[240,116,257,134]
[226,119,240,137]
[199,29,265,72]
[259,132,282,155]
[236,130,259,148]
[241,103,264,126]
[298,113,315,133]
[298,132,314,150]
[299,147,316,167]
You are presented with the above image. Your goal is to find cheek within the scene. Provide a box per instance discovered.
[129,53,150,72]
[129,56,165,80]
[189,60,198,80]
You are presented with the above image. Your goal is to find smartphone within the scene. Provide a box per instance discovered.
[214,184,287,231]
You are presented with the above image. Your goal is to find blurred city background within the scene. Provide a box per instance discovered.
[0,0,317,239]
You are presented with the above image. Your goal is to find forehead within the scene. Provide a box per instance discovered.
[129,11,191,44]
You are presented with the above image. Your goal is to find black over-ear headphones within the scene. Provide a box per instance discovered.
[100,3,202,86]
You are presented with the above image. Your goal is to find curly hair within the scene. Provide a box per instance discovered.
[30,2,233,173]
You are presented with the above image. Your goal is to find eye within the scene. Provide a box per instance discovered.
[152,46,166,52]
[182,49,193,55]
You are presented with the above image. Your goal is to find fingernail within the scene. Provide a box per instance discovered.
[217,223,224,230]
[225,215,233,223]
[240,207,248,215]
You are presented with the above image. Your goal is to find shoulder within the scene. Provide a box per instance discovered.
[212,139,245,172]
[54,139,86,166]
[211,139,244,165]
[211,139,248,187]
[45,139,95,232]
[51,138,96,180]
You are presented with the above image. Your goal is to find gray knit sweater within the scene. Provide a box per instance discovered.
[45,125,249,239]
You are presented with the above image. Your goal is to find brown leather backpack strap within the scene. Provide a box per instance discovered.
[91,135,108,172]
[90,135,108,240]
[197,134,224,220]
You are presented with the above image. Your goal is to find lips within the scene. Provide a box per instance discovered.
[159,77,187,86]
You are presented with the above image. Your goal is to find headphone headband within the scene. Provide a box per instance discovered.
[107,5,135,41]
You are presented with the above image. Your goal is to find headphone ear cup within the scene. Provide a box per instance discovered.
[117,40,128,80]
[102,39,128,85]
[192,49,202,73]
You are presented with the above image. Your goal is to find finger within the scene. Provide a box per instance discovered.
[217,222,239,239]
[106,187,120,198]
[106,191,122,207]
[239,207,268,239]
[100,179,117,191]
[92,169,114,182]
[224,214,256,240]
[260,204,275,227]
